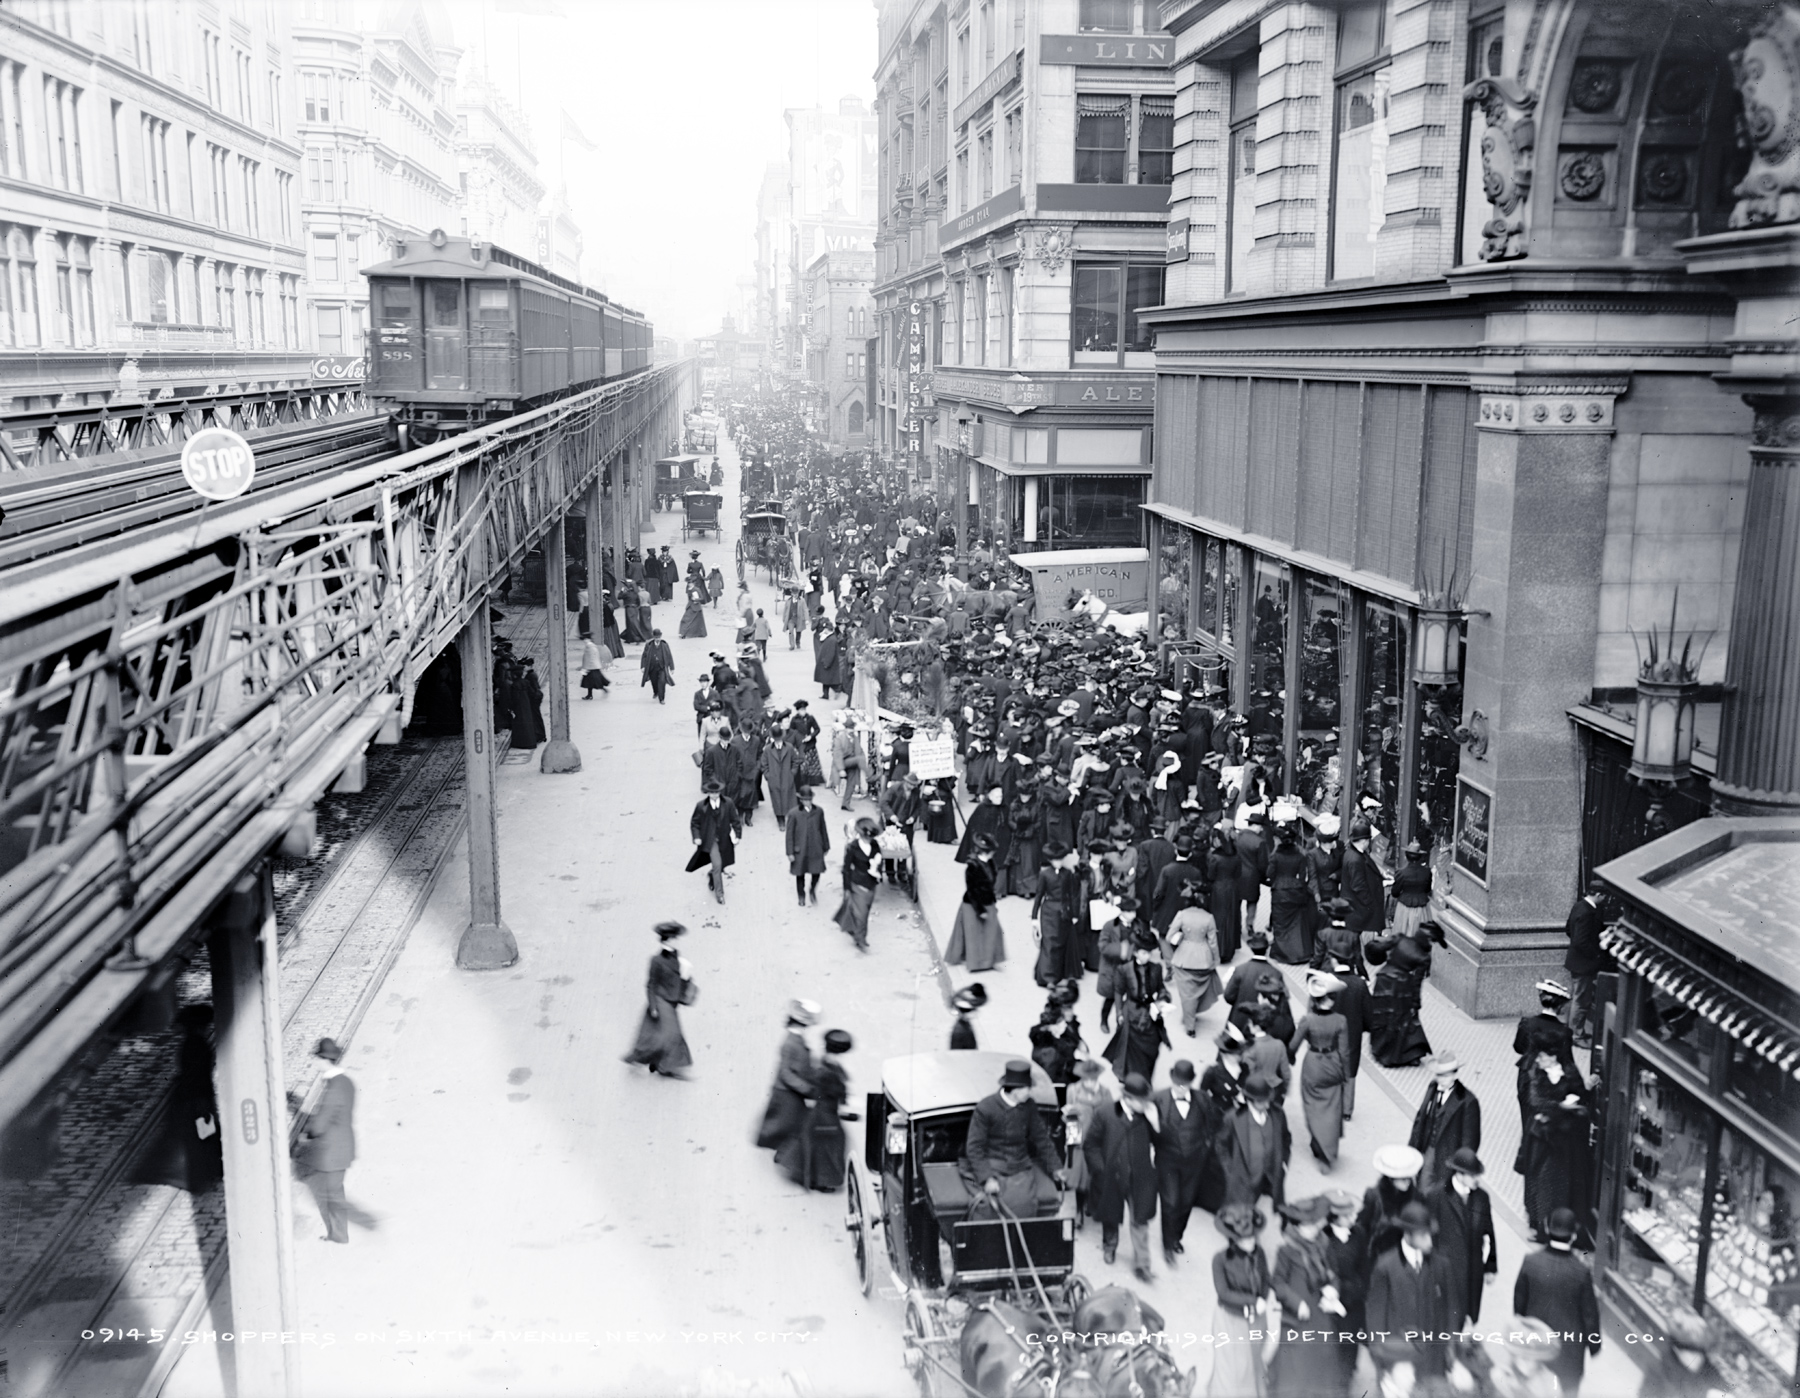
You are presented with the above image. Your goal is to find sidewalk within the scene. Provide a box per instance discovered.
[903,827,1644,1397]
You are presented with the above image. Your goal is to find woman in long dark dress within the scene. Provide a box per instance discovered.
[1001,783,1043,900]
[1289,981,1350,1167]
[678,580,709,639]
[956,786,1009,866]
[1270,1197,1349,1398]
[1519,1051,1593,1243]
[1103,934,1171,1083]
[1028,983,1084,1085]
[1031,840,1082,986]
[946,842,1006,971]
[600,591,624,657]
[1210,1203,1274,1398]
[1266,825,1317,965]
[921,779,958,844]
[623,922,697,1077]
[1367,932,1434,1068]
[833,818,880,952]
[1206,825,1243,964]
[777,1029,853,1190]
[511,658,547,749]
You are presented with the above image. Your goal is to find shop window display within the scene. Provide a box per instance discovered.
[1413,618,1465,865]
[1157,526,1192,647]
[1215,539,1238,650]
[1296,578,1345,815]
[1248,559,1289,791]
[1618,1066,1799,1397]
[1358,603,1408,864]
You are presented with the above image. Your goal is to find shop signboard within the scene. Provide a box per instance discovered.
[905,299,927,480]
[1453,776,1493,885]
[1009,547,1150,613]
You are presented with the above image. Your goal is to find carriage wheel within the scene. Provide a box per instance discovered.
[902,1294,940,1397]
[845,1169,876,1297]
[1063,1273,1091,1312]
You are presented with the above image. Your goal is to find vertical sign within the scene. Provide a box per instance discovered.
[905,299,926,486]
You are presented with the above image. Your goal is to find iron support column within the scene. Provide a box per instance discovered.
[455,561,517,969]
[540,516,581,773]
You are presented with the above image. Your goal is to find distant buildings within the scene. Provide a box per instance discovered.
[0,0,309,411]
[0,0,591,413]
[801,249,874,445]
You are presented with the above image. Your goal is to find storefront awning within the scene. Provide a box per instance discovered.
[1602,922,1800,1081]
[978,456,1152,478]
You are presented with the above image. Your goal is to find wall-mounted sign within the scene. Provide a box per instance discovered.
[905,299,928,475]
[310,355,366,381]
[1166,217,1190,264]
[1453,776,1493,886]
[932,371,1155,410]
[1039,34,1174,67]
[940,183,1025,251]
[954,49,1023,129]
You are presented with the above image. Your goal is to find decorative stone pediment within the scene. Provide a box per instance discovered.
[1464,76,1539,261]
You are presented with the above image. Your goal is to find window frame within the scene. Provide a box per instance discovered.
[1074,95,1130,185]
[1078,0,1136,34]
[1326,0,1394,284]
[1075,93,1174,186]
[1069,259,1165,365]
[1225,53,1259,294]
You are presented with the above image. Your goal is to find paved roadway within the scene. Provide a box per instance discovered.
[160,435,1647,1398]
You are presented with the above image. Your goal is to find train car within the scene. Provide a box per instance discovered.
[363,230,650,442]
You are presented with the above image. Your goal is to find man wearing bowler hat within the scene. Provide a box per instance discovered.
[1084,1070,1161,1281]
[688,778,742,904]
[1426,1147,1497,1328]
[295,1038,356,1243]
[1151,1060,1216,1265]
[959,1060,1063,1220]
[1218,1070,1288,1210]
[1366,1199,1455,1378]
[1514,1207,1602,1397]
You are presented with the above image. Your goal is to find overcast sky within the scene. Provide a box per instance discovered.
[441,0,877,341]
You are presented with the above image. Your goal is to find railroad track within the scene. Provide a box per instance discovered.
[0,414,391,572]
[0,607,549,1398]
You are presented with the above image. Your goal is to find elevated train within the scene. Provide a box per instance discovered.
[362,231,651,444]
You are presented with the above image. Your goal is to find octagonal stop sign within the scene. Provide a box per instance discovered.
[180,427,256,501]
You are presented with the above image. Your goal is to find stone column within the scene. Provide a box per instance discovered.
[1712,394,1800,814]
[208,870,298,1398]
[1437,380,1621,1015]
[1249,4,1332,296]
[539,516,581,774]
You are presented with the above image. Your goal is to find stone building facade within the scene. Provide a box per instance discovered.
[875,0,1175,553]
[0,0,310,410]
[802,248,874,445]
[1143,0,1795,1018]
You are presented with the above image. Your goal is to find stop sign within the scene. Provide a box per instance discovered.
[180,427,257,501]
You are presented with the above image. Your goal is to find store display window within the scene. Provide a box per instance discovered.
[1358,602,1408,864]
[1198,536,1219,637]
[1615,1064,1799,1398]
[1157,525,1191,646]
[1247,559,1289,787]
[1413,617,1465,858]
[1296,578,1345,814]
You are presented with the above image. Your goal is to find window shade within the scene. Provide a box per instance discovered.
[1077,95,1130,117]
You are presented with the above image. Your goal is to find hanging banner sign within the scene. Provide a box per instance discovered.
[905,299,929,482]
[180,427,257,502]
[908,735,957,780]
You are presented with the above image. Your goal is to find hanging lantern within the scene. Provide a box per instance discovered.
[1412,607,1462,687]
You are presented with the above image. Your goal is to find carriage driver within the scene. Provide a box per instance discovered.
[958,1060,1064,1218]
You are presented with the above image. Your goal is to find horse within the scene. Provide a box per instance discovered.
[955,1288,1195,1398]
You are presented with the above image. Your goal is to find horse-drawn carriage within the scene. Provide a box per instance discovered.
[682,490,722,541]
[848,1052,1193,1397]
[654,454,705,511]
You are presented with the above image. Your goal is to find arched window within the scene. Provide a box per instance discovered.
[848,400,865,435]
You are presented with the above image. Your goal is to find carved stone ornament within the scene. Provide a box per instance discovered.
[1464,76,1540,261]
[1639,149,1691,204]
[1032,226,1073,276]
[1730,2,1800,228]
[1569,60,1623,113]
[1560,150,1607,200]
[1751,410,1800,448]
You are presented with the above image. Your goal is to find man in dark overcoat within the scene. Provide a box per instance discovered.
[1150,1060,1218,1265]
[1365,1200,1455,1377]
[296,1037,356,1244]
[785,785,831,906]
[640,629,674,703]
[1084,1071,1160,1283]
[688,780,742,904]
[1216,1071,1287,1210]
[1340,820,1386,936]
[1562,878,1607,1049]
[959,1059,1062,1218]
[1329,950,1370,1120]
[1407,1052,1483,1189]
[1514,1207,1602,1397]
[1425,1147,1497,1328]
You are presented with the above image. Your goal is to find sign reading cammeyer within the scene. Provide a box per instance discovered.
[1039,34,1174,66]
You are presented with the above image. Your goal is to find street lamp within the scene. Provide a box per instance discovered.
[1412,606,1463,687]
[1630,591,1709,787]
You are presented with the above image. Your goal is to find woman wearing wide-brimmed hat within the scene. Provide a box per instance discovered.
[1209,1201,1274,1398]
[776,1028,854,1191]
[946,832,1007,972]
[1270,1196,1348,1398]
